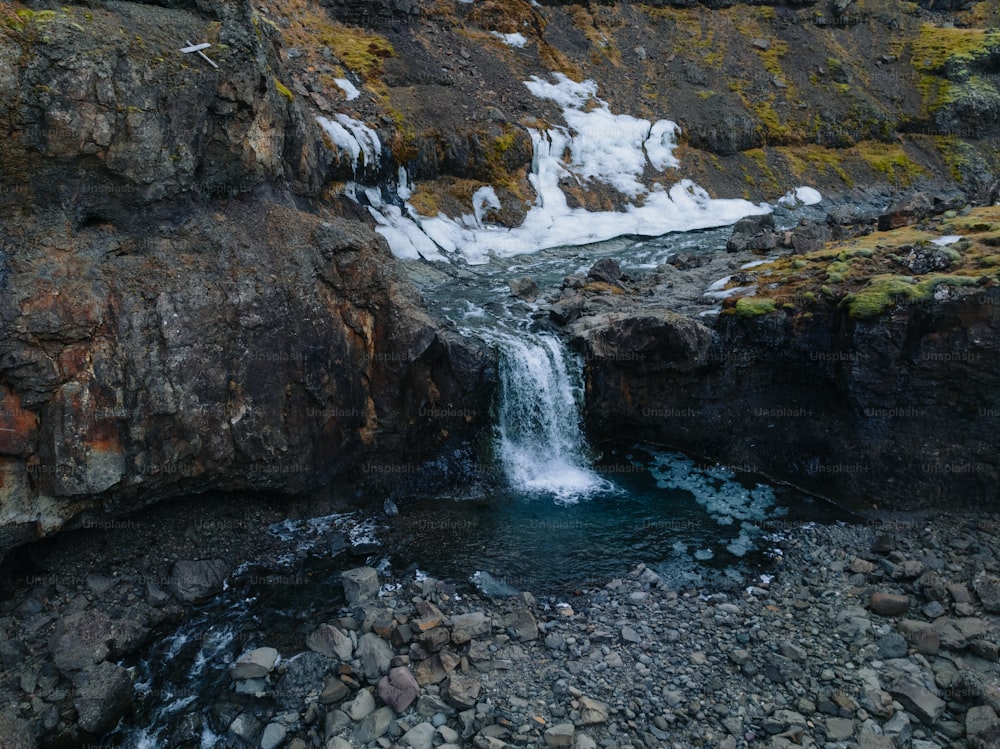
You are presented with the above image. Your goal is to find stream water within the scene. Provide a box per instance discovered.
[101,227,851,747]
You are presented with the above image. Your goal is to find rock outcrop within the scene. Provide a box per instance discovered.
[0,0,494,558]
[556,206,1000,510]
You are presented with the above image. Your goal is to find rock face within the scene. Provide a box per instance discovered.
[0,0,494,558]
[569,293,1000,510]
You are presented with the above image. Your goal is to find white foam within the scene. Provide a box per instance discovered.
[931,235,962,246]
[334,78,361,101]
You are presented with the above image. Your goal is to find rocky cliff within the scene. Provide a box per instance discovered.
[0,0,494,559]
[558,204,1000,510]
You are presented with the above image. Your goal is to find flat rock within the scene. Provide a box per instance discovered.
[230,647,279,680]
[889,678,946,725]
[825,717,855,741]
[73,661,133,735]
[764,655,805,684]
[341,567,380,606]
[544,722,575,747]
[307,623,353,661]
[450,612,491,645]
[319,677,350,705]
[167,559,229,603]
[870,593,911,617]
[377,666,420,714]
[357,632,393,681]
[346,688,376,721]
[401,721,437,749]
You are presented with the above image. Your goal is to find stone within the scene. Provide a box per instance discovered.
[401,721,436,749]
[825,717,855,741]
[849,558,876,574]
[578,696,610,725]
[503,608,538,642]
[260,723,287,749]
[49,609,113,671]
[85,574,116,595]
[444,674,481,710]
[967,705,1000,737]
[621,626,641,644]
[355,706,393,743]
[230,647,280,680]
[877,632,908,659]
[921,601,946,619]
[870,593,910,617]
[73,661,133,735]
[275,652,330,709]
[228,713,263,745]
[307,624,354,661]
[341,567,380,606]
[858,733,894,749]
[357,632,393,681]
[971,639,1000,661]
[346,688,376,721]
[587,259,622,284]
[319,677,350,705]
[450,612,491,645]
[544,722,575,747]
[414,654,449,685]
[377,666,420,714]
[326,739,352,749]
[899,620,940,654]
[779,642,807,661]
[888,678,946,725]
[883,711,912,746]
[764,655,804,684]
[420,627,451,652]
[948,583,973,604]
[508,277,538,302]
[167,559,229,602]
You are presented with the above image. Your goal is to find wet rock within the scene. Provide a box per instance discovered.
[508,277,539,302]
[726,214,777,253]
[789,220,833,254]
[341,567,380,606]
[228,713,263,745]
[967,705,1000,738]
[167,559,229,603]
[587,259,622,285]
[73,661,133,735]
[870,593,910,617]
[307,624,354,661]
[230,647,280,680]
[377,666,420,714]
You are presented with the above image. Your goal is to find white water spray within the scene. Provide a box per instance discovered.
[492,332,609,503]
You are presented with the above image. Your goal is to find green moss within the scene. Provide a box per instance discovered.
[855,142,926,186]
[735,297,777,317]
[911,25,999,74]
[843,274,980,319]
[273,78,294,102]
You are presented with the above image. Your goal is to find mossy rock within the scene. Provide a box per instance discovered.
[735,297,777,317]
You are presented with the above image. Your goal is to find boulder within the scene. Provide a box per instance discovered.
[450,612,491,645]
[357,632,393,681]
[167,559,229,603]
[73,661,133,735]
[377,666,420,714]
[508,277,539,302]
[230,647,280,680]
[341,567,380,606]
[307,623,354,661]
[544,723,575,747]
[346,688,376,721]
[355,706,393,743]
[443,674,481,710]
[587,259,622,284]
[870,593,910,617]
[974,573,1000,612]
[888,678,946,725]
[49,610,113,672]
[967,705,1000,738]
[578,696,610,725]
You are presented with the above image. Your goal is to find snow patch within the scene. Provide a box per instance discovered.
[778,186,823,207]
[492,31,528,47]
[334,78,361,101]
[316,115,381,172]
[931,235,962,246]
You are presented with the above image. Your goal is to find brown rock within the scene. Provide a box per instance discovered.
[377,666,420,714]
[870,593,910,617]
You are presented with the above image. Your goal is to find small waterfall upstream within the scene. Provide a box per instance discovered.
[491,330,609,503]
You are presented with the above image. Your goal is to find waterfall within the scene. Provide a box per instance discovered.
[493,331,609,503]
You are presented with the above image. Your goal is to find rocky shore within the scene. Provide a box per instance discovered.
[3,499,1000,749]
